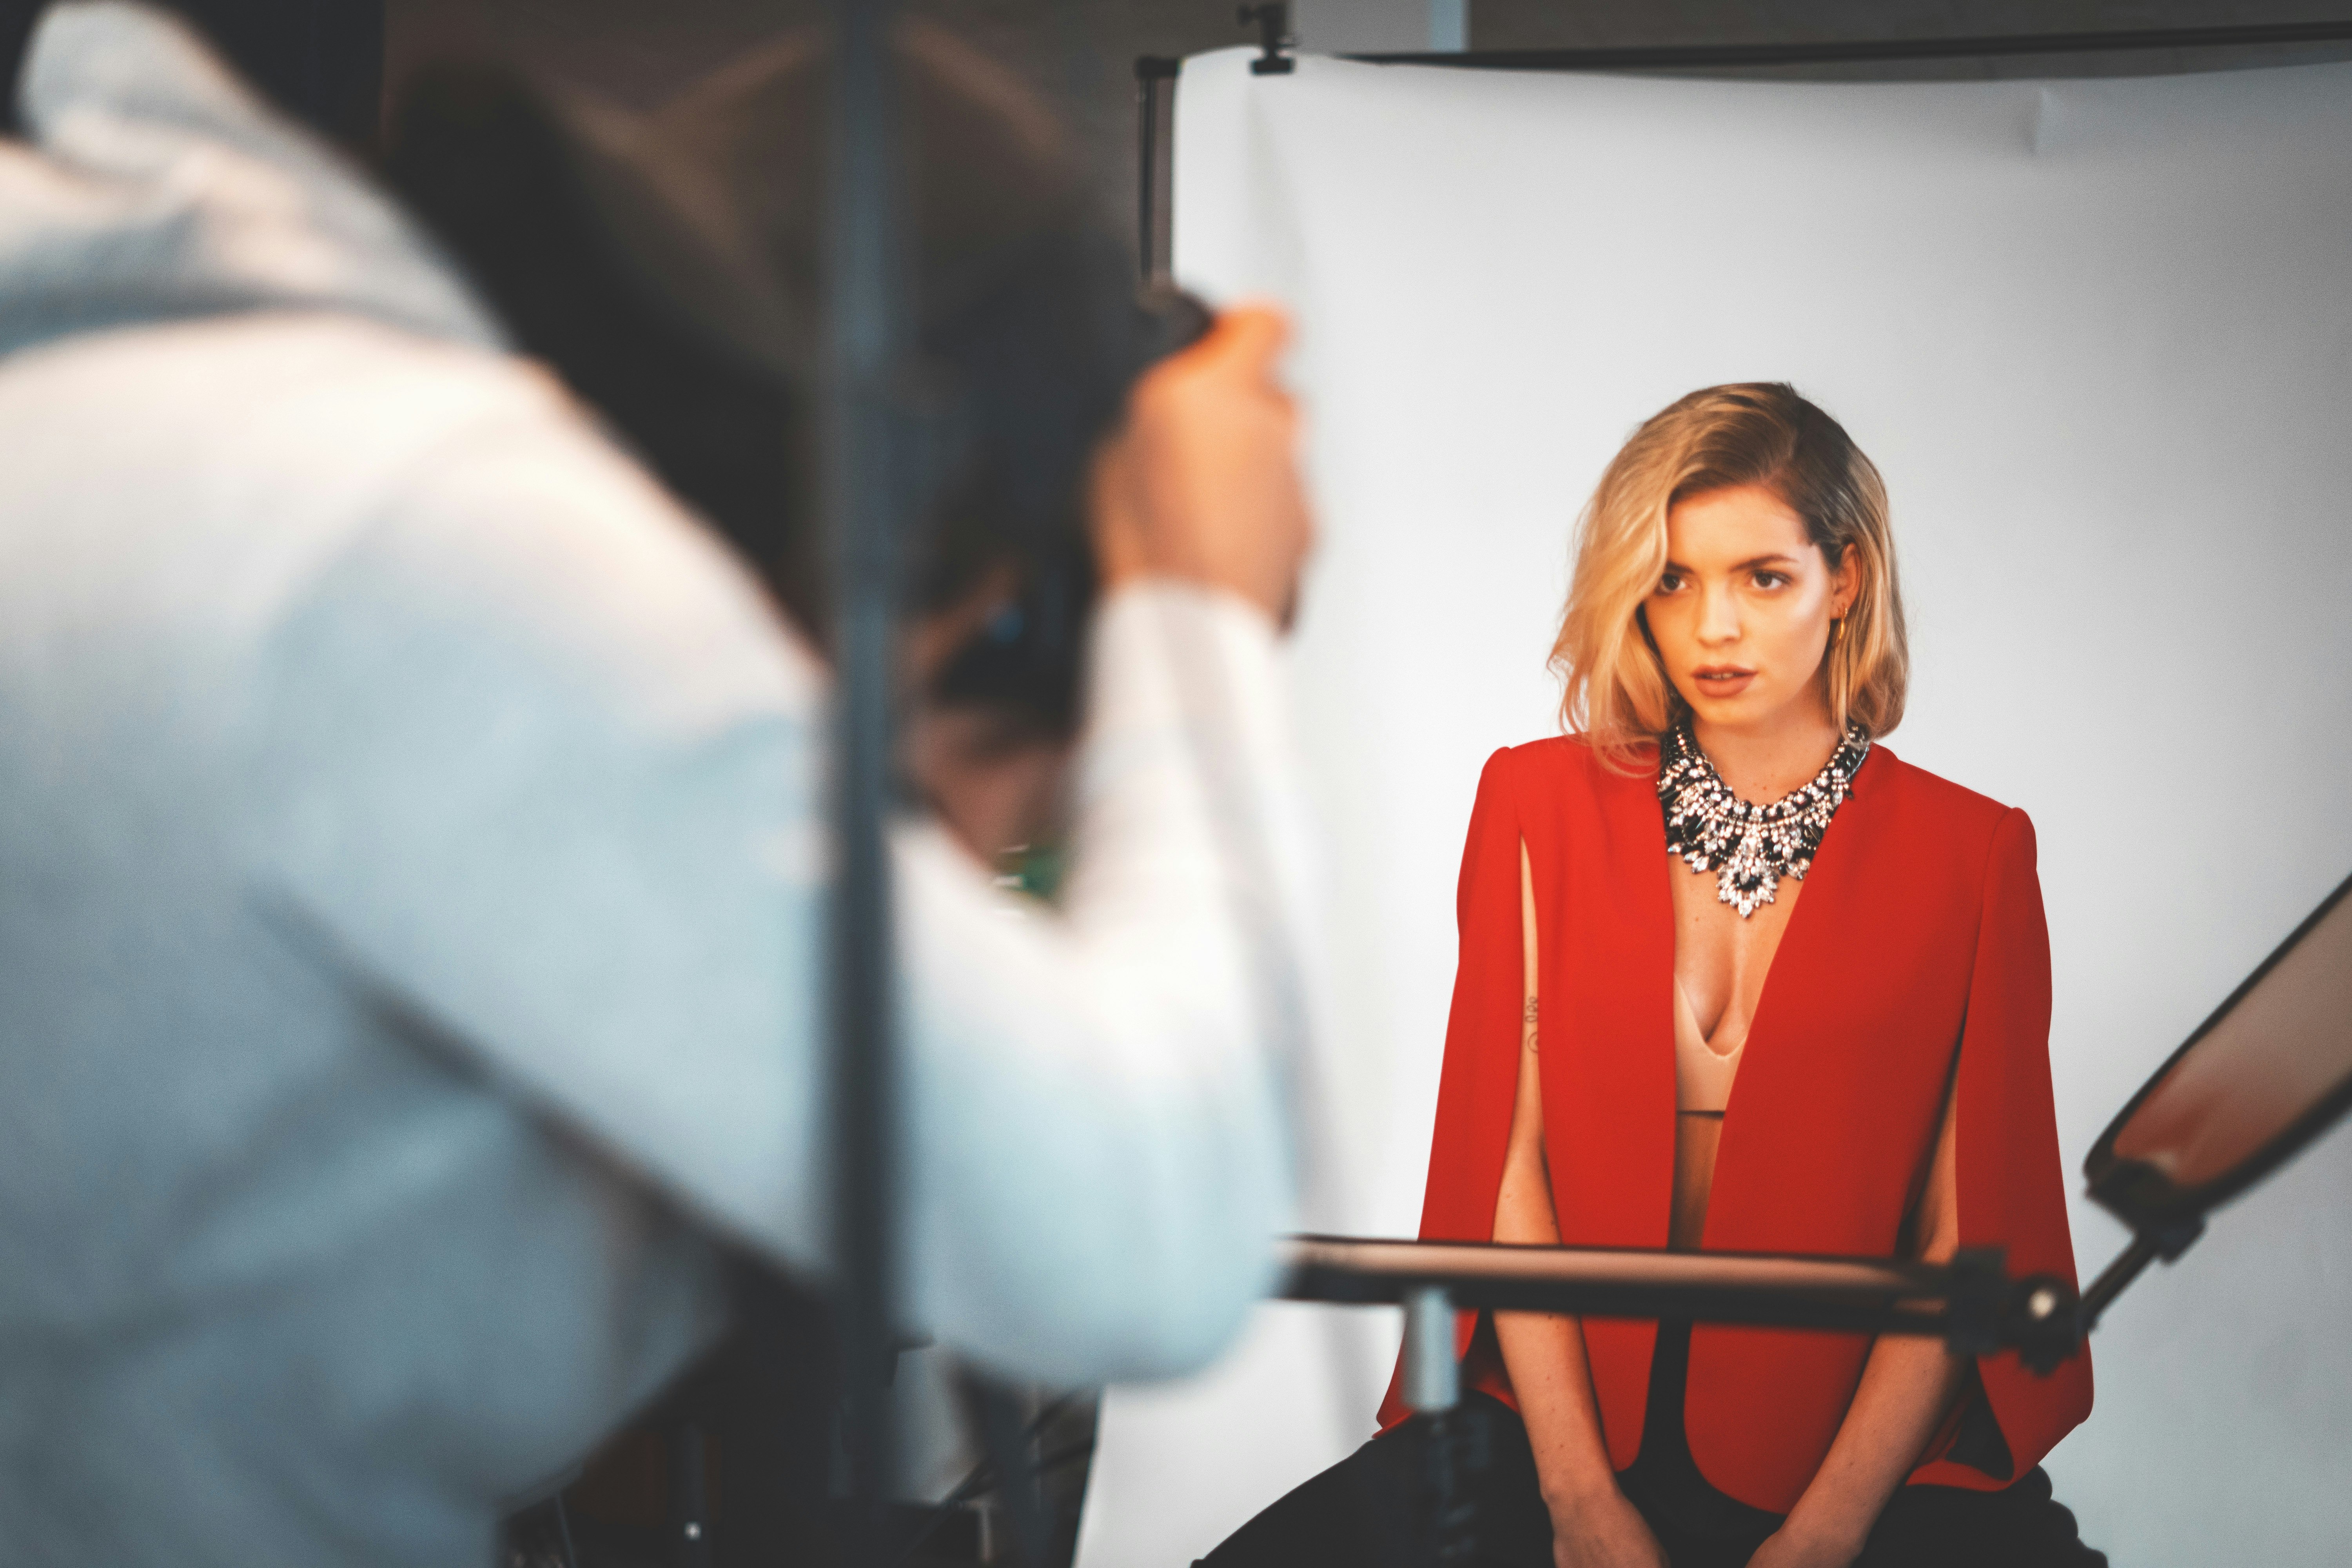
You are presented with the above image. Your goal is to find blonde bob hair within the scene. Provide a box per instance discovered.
[1552,383,1907,770]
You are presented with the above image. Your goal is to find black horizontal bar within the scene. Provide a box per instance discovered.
[1283,1236,1948,1309]
[1345,18,2352,73]
[1278,1236,2083,1368]
[1289,1265,1956,1338]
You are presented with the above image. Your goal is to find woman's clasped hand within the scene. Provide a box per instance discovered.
[1549,1485,1669,1568]
[1741,1523,1864,1568]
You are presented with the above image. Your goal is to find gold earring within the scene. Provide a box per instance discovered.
[1830,617,1845,649]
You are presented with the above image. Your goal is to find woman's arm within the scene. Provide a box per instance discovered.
[1752,1085,1968,1568]
[1494,846,1665,1568]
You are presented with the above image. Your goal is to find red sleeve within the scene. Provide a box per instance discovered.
[1375,747,1525,1429]
[1910,808,2094,1487]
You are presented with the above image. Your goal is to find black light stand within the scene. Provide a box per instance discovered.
[825,0,909,1562]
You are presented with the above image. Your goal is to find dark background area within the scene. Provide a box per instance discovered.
[27,2,2349,262]
[377,0,2352,267]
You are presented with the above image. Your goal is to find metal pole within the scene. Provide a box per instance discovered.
[1399,1285,1474,1564]
[667,1423,711,1568]
[1399,1285,1458,1416]
[1133,57,1180,287]
[825,0,906,1560]
[1342,17,2352,72]
[2078,1217,2203,1334]
[1278,1234,2084,1372]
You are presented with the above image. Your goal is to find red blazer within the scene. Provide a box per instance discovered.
[1375,737,2092,1513]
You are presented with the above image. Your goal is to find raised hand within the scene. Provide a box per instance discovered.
[1090,304,1314,626]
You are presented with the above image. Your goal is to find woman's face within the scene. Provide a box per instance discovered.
[1645,482,1856,739]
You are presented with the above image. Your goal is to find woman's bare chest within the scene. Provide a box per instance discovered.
[1668,866,1801,1051]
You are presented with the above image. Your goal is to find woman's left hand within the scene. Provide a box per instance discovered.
[1744,1522,1863,1568]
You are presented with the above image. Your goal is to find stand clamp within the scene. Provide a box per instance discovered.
[1238,4,1296,74]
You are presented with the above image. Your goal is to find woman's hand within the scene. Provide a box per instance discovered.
[1547,1484,1668,1568]
[1090,304,1314,626]
[1744,1520,1864,1568]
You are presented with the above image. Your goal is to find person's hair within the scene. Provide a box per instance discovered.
[383,33,1167,743]
[1551,382,1907,769]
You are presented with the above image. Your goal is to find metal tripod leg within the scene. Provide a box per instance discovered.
[1400,1285,1484,1566]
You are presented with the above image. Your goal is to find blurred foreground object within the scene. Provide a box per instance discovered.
[2077,869,2352,1318]
[0,5,1313,1565]
[0,0,383,146]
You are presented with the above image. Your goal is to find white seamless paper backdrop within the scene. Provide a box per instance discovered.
[1076,49,2352,1568]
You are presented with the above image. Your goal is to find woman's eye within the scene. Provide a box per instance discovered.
[1657,573,1685,593]
[1751,571,1788,590]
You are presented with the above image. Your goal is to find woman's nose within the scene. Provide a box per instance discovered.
[1698,583,1740,644]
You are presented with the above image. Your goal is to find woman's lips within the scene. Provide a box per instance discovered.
[1692,667,1757,699]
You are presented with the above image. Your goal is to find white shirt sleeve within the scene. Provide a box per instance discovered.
[898,585,1305,1382]
[249,400,1306,1387]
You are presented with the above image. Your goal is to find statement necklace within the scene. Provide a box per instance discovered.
[1658,720,1871,919]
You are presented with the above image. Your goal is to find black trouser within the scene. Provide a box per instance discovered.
[1201,1324,2104,1568]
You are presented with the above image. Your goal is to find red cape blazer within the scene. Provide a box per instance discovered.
[1375,737,2092,1512]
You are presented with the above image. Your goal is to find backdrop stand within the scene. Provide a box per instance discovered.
[825,0,910,1562]
[1134,13,2352,272]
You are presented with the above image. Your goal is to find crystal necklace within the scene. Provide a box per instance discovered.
[1658,720,1871,919]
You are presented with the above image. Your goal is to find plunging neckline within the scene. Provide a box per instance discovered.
[1656,747,1870,1247]
[1673,974,1748,1060]
[1665,875,1793,1116]
[1671,974,1745,1122]
[1658,737,1874,1082]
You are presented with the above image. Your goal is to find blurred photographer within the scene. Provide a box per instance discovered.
[0,5,1313,1565]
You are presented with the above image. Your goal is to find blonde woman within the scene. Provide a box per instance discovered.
[1208,386,2098,1567]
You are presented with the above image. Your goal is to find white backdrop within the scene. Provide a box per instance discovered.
[1077,49,2352,1568]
